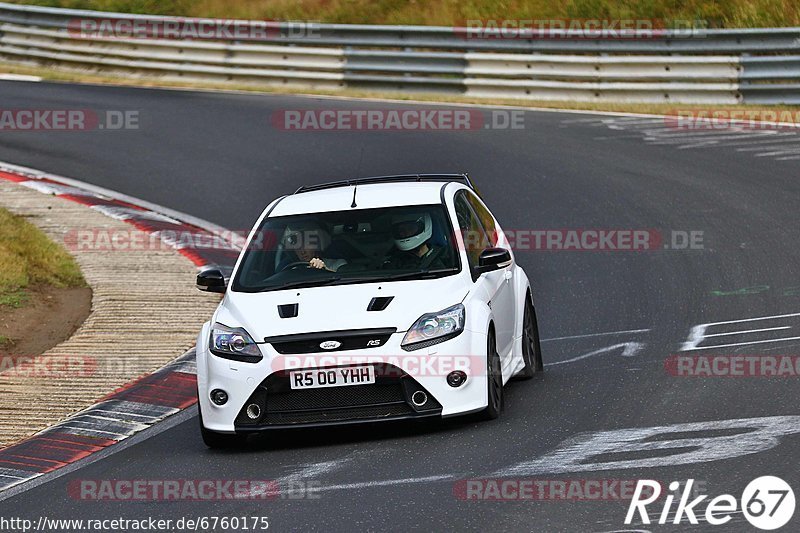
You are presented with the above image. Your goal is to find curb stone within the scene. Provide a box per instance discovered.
[0,164,238,491]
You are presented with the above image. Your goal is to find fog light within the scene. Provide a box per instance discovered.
[447,371,467,388]
[210,389,228,405]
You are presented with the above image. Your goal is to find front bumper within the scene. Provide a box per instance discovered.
[235,363,442,431]
[196,322,489,433]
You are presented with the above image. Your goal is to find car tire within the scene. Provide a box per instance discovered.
[479,328,503,420]
[517,297,543,380]
[199,406,246,449]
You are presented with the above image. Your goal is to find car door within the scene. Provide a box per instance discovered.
[454,191,516,358]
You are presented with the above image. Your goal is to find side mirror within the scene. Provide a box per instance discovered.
[197,268,227,293]
[476,247,512,274]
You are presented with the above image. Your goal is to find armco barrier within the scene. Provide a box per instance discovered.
[0,2,797,104]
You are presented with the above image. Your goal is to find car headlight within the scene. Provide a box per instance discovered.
[209,323,262,363]
[401,304,465,351]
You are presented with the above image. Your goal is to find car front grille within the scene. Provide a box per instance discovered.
[266,382,404,411]
[263,404,414,425]
[235,364,440,428]
[264,328,396,354]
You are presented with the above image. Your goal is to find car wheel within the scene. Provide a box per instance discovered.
[479,328,503,420]
[517,297,543,379]
[199,406,246,449]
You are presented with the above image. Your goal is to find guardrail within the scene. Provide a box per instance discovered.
[0,2,797,104]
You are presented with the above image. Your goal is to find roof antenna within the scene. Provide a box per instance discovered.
[352,145,364,208]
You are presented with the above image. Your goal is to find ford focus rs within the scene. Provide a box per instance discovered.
[195,174,543,447]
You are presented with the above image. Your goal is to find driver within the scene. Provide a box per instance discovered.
[280,222,346,272]
[384,212,448,270]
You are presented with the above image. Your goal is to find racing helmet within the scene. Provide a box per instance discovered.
[392,212,432,252]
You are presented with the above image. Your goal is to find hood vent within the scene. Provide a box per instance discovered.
[367,296,394,312]
[278,303,299,318]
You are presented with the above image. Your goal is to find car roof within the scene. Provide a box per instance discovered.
[269,181,460,217]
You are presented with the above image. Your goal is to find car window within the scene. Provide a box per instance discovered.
[454,192,491,269]
[232,204,461,292]
[466,192,498,246]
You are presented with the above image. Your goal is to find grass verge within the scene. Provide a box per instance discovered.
[0,206,86,309]
[5,0,800,28]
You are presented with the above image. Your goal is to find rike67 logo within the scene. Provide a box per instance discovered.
[626,477,795,530]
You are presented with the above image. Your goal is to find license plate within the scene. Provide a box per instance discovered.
[289,366,375,390]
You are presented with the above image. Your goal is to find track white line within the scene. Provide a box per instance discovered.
[738,143,800,152]
[704,326,791,338]
[542,329,649,342]
[755,148,800,157]
[0,74,42,82]
[546,342,644,366]
[314,474,455,494]
[687,134,798,148]
[648,132,777,144]
[698,311,800,327]
[687,336,800,351]
[646,129,754,140]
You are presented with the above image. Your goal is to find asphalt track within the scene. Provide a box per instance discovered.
[1,80,800,532]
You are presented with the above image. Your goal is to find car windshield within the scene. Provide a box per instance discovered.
[232,204,460,292]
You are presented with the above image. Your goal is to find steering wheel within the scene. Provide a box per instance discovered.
[278,261,311,272]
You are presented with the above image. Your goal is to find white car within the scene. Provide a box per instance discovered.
[195,174,543,447]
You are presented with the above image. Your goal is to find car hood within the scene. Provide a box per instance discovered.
[216,276,469,341]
